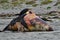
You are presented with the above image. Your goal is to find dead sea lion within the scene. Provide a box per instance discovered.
[0,8,53,32]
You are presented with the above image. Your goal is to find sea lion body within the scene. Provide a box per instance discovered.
[1,8,53,32]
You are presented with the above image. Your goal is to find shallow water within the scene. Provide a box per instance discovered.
[0,17,60,40]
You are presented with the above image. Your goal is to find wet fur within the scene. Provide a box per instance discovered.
[3,16,27,32]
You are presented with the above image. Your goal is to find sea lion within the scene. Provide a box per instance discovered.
[0,8,53,32]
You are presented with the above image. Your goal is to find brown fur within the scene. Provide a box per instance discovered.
[8,22,25,32]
